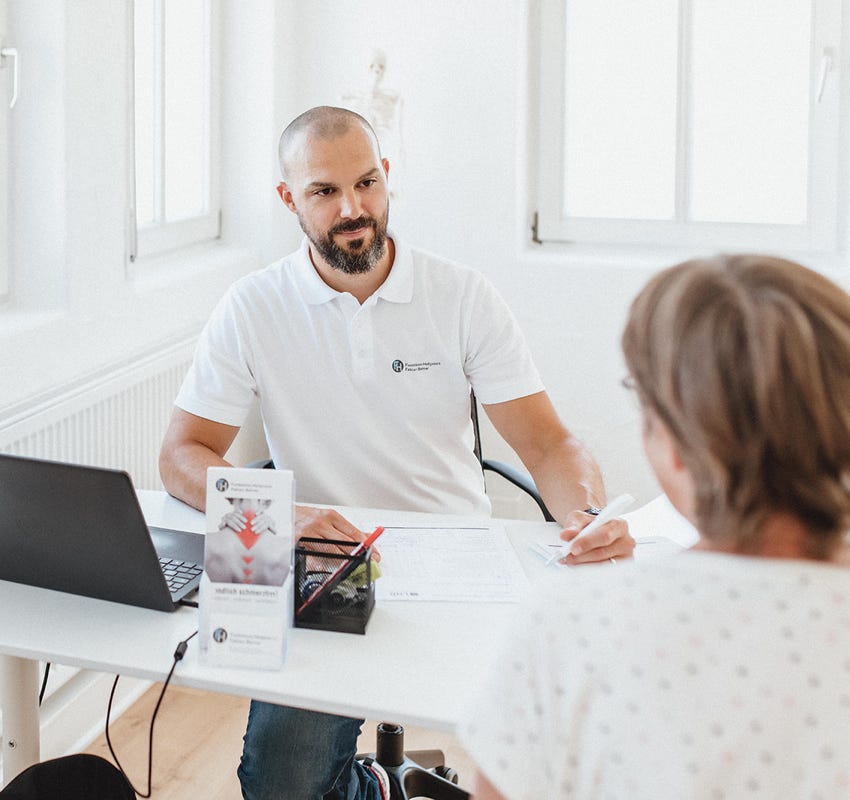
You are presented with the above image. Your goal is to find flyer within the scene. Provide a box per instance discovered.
[199,466,294,669]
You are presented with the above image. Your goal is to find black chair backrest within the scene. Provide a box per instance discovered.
[469,390,554,521]
[470,390,484,465]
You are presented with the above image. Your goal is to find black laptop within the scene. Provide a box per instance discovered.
[0,453,205,612]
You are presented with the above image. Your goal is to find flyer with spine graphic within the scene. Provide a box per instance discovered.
[199,466,294,669]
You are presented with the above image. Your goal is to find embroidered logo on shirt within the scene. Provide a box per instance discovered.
[390,359,442,373]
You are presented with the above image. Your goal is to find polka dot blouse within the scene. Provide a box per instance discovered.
[458,552,850,799]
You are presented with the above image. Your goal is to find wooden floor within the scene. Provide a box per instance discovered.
[85,683,475,799]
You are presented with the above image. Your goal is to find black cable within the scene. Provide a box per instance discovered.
[105,629,198,797]
[178,598,199,608]
[38,662,51,706]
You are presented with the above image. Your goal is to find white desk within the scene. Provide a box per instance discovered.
[138,493,553,728]
[0,492,696,784]
[0,495,547,784]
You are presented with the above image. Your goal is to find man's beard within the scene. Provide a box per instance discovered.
[301,211,389,275]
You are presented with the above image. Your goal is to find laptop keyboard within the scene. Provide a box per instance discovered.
[159,558,203,595]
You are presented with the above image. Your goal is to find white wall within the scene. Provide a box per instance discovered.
[0,0,660,506]
[6,2,848,518]
[0,0,665,505]
[12,1,848,511]
[272,0,663,504]
[0,1,291,464]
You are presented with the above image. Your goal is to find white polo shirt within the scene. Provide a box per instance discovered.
[176,233,544,514]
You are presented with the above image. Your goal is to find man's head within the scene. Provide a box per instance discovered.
[277,106,389,276]
[622,254,850,556]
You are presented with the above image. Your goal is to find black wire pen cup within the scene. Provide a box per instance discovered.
[294,537,376,634]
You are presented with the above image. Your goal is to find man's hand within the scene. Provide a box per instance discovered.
[556,510,635,565]
[294,505,381,561]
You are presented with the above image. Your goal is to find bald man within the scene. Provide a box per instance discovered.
[160,106,633,800]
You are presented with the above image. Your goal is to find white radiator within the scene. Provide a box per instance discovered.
[0,339,196,489]
[0,337,197,765]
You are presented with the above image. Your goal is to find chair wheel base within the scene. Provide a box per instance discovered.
[357,723,471,800]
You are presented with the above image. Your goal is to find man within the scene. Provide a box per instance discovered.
[159,106,634,800]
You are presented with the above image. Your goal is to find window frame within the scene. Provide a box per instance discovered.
[0,0,11,298]
[128,0,221,264]
[532,0,843,254]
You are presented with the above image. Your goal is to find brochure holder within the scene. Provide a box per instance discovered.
[199,466,294,669]
[294,537,376,634]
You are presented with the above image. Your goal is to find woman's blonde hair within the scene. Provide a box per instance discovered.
[622,254,850,557]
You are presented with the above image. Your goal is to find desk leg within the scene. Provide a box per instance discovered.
[0,655,40,786]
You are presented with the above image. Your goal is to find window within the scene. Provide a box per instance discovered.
[533,0,842,253]
[0,0,11,297]
[131,0,220,261]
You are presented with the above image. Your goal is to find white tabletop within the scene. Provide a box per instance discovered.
[136,491,548,730]
[0,491,696,732]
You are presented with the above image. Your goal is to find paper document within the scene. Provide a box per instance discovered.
[374,524,529,603]
[622,494,699,548]
[529,493,699,566]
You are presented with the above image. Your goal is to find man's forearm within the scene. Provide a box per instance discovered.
[159,443,232,512]
[527,434,606,526]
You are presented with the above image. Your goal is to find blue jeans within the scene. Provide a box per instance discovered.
[237,700,381,800]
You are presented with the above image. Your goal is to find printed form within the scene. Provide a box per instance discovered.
[372,524,529,603]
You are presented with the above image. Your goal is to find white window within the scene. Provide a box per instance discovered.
[0,0,12,298]
[131,0,220,261]
[533,0,842,253]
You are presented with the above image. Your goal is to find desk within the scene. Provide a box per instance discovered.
[0,494,544,784]
[0,492,696,784]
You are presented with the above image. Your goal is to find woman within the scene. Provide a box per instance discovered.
[461,255,850,799]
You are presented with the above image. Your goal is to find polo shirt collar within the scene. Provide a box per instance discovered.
[294,230,414,306]
[373,233,414,304]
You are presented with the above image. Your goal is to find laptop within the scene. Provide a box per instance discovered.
[0,453,205,612]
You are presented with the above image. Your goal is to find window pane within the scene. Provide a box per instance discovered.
[564,0,679,220]
[134,0,156,227]
[164,0,208,221]
[690,1,811,225]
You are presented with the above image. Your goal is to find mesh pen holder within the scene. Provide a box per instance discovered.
[294,537,376,634]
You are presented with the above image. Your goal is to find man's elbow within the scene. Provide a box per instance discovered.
[158,443,182,498]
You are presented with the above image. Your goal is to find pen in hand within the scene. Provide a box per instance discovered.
[546,493,635,566]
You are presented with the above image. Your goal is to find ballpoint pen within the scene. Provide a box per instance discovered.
[546,493,635,565]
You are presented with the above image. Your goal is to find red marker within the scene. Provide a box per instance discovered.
[296,526,385,616]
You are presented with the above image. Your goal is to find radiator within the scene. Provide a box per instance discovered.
[0,339,196,490]
[0,338,199,766]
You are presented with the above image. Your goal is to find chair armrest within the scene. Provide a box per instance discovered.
[482,459,555,522]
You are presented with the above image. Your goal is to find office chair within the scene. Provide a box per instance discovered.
[0,754,134,800]
[469,391,554,521]
[247,392,551,799]
[361,722,470,800]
